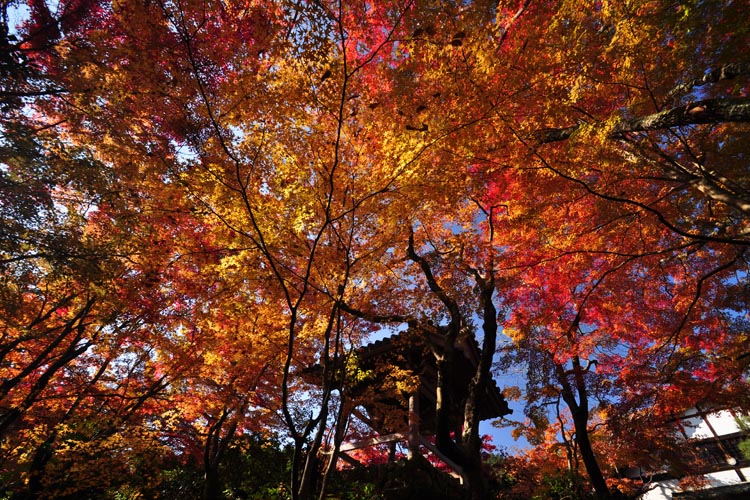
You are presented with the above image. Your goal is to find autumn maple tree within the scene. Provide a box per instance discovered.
[470,1,750,498]
[2,0,749,499]
[1,1,232,495]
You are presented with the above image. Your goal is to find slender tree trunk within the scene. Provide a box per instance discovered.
[203,466,221,500]
[25,357,112,499]
[290,438,304,500]
[557,359,612,500]
[570,408,611,500]
[460,272,499,500]
[203,409,238,500]
[318,397,352,500]
[25,438,54,499]
[298,405,327,500]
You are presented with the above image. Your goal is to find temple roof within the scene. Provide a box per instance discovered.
[352,327,511,434]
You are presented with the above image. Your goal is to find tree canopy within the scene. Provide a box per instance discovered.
[1,1,749,499]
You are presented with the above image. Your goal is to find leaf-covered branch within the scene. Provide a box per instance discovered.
[534,97,750,143]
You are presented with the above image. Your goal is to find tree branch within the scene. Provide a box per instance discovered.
[534,97,750,143]
[666,62,750,101]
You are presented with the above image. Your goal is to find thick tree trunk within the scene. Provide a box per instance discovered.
[407,234,510,500]
[408,234,465,466]
[459,444,487,500]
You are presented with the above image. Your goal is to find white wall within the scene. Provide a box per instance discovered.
[639,479,679,500]
[637,409,748,499]
[639,470,744,500]
[680,409,742,439]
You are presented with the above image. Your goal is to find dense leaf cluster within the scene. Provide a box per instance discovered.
[1,1,748,499]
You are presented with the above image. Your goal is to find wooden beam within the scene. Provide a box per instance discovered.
[337,452,362,467]
[408,391,420,459]
[351,407,374,427]
[418,436,466,485]
[339,432,406,452]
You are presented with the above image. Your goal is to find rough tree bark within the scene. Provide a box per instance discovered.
[534,97,750,144]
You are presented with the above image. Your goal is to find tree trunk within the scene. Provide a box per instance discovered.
[570,406,611,500]
[25,438,54,499]
[203,465,221,500]
[460,272,499,500]
[203,409,237,500]
[557,359,612,500]
[318,398,353,500]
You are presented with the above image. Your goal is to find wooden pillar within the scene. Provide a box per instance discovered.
[388,441,397,462]
[407,390,420,459]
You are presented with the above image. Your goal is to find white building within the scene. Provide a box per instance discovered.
[638,406,750,500]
